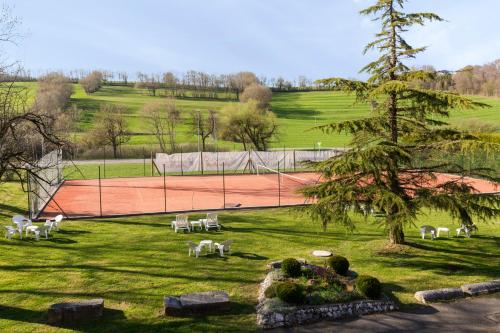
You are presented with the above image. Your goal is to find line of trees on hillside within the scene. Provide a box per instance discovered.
[402,60,500,97]
[78,83,278,157]
[11,58,500,98]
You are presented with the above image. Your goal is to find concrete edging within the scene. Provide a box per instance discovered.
[414,279,500,304]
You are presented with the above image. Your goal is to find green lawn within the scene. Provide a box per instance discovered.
[47,84,499,151]
[0,181,499,332]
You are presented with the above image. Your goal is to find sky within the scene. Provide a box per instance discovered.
[3,0,500,81]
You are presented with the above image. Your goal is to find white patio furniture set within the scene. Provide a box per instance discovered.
[171,213,221,233]
[187,239,233,258]
[4,214,64,241]
[420,223,478,240]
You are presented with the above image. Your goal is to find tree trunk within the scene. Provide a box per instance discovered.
[388,220,405,245]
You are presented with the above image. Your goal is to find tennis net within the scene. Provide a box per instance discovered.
[255,164,313,188]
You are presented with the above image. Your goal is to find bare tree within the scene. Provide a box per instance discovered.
[142,100,180,153]
[0,6,69,183]
[135,73,161,96]
[117,71,128,84]
[298,75,310,89]
[190,110,217,151]
[239,83,272,108]
[162,72,177,97]
[88,104,130,158]
[80,71,103,94]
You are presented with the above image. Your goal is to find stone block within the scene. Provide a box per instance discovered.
[461,280,500,296]
[414,288,464,304]
[164,291,230,316]
[48,298,104,325]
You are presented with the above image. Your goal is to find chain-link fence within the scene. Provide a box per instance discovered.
[28,150,64,219]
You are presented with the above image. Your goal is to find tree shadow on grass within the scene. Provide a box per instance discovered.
[57,229,91,235]
[45,237,78,245]
[0,304,44,325]
[0,300,255,333]
[0,203,26,217]
[92,218,170,228]
[49,308,126,331]
[231,252,268,261]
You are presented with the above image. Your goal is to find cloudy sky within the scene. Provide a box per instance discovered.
[4,0,500,80]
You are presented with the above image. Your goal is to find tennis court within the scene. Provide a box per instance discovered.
[40,171,321,218]
[40,169,499,219]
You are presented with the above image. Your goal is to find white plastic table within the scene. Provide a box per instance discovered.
[190,221,203,231]
[437,227,450,238]
[199,240,213,253]
[13,219,31,240]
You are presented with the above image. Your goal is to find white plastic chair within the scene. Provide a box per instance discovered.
[26,226,41,241]
[46,215,64,231]
[4,226,20,240]
[205,213,221,231]
[172,214,190,233]
[456,223,478,238]
[187,241,202,258]
[39,220,55,239]
[12,215,31,239]
[214,240,233,257]
[420,225,436,240]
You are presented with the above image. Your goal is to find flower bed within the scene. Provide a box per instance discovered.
[256,259,398,329]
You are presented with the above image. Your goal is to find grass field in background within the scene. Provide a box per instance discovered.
[0,181,498,332]
[56,84,499,151]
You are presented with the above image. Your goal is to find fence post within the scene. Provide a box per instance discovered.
[293,149,296,172]
[98,166,103,217]
[283,146,286,172]
[277,161,281,207]
[26,172,32,220]
[200,151,204,175]
[222,162,226,209]
[143,147,146,176]
[103,147,106,178]
[151,150,154,176]
[163,164,167,213]
[180,146,184,176]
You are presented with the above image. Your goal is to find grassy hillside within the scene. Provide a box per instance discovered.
[0,181,498,332]
[22,82,500,151]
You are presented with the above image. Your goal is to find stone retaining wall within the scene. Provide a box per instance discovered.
[256,269,397,329]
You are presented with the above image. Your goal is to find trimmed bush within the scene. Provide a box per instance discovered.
[356,275,382,299]
[302,268,315,279]
[281,258,302,278]
[328,256,350,275]
[276,282,305,304]
[264,282,282,298]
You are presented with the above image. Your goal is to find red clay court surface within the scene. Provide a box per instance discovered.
[41,172,320,218]
[40,172,498,219]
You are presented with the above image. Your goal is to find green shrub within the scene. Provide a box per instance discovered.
[328,256,350,275]
[281,258,302,278]
[276,282,305,304]
[302,268,315,279]
[356,275,382,299]
[264,282,282,298]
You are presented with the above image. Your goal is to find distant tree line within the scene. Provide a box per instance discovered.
[78,82,277,157]
[371,59,500,97]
